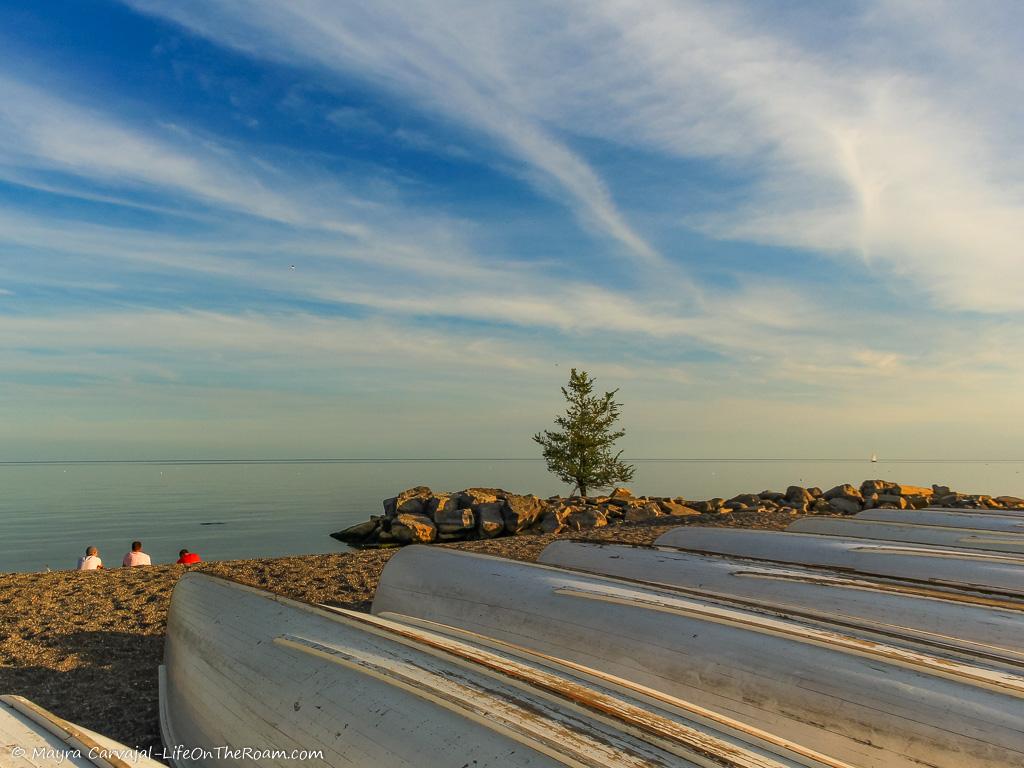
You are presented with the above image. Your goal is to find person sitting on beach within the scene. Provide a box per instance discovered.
[176,549,201,565]
[122,541,152,567]
[76,546,103,570]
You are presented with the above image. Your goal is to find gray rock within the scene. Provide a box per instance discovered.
[565,508,608,531]
[502,493,545,534]
[824,484,863,503]
[829,497,861,514]
[330,518,379,544]
[729,493,761,507]
[457,488,500,508]
[384,486,433,517]
[624,503,662,522]
[435,507,476,535]
[785,486,814,504]
[426,494,460,520]
[391,513,437,544]
[476,502,505,538]
[658,499,701,516]
[609,487,633,499]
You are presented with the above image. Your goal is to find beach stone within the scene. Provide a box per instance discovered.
[812,499,832,512]
[808,487,823,498]
[476,502,506,538]
[932,484,953,496]
[759,490,786,502]
[435,507,476,535]
[502,493,545,534]
[824,484,863,503]
[330,519,379,544]
[391,513,437,544]
[539,505,575,533]
[828,497,861,515]
[610,487,633,499]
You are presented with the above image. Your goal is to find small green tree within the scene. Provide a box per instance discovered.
[533,368,635,496]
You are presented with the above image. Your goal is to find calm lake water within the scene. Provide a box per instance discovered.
[2,459,1022,574]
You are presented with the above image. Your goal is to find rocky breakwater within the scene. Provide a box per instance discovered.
[330,486,701,546]
[330,480,1024,547]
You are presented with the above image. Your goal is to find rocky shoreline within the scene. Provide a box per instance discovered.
[331,479,1024,546]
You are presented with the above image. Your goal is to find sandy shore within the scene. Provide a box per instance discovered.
[0,510,792,753]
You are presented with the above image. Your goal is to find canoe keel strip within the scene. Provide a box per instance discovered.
[160,572,846,768]
[372,546,1024,768]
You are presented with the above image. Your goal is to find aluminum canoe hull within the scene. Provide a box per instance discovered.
[372,546,1024,768]
[788,516,1024,554]
[655,526,1024,597]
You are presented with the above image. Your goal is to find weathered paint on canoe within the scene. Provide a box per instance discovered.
[0,695,163,768]
[788,516,1024,554]
[160,572,844,768]
[858,508,1024,531]
[372,546,1024,768]
[537,540,1024,668]
[655,526,1024,597]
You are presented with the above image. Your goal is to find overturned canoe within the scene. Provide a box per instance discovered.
[858,508,1024,531]
[655,526,1024,596]
[788,516,1024,554]
[0,695,164,768]
[160,572,846,768]
[372,546,1024,768]
[537,539,1024,666]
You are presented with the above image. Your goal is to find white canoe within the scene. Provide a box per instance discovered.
[0,695,163,768]
[537,540,1024,667]
[161,572,846,768]
[655,526,1024,597]
[372,546,1024,768]
[788,516,1024,554]
[858,508,1024,531]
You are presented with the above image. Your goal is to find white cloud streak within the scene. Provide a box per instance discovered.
[122,0,1024,310]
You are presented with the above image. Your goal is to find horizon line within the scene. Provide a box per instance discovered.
[1,458,1021,466]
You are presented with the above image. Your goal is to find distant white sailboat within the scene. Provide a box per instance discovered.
[871,453,878,463]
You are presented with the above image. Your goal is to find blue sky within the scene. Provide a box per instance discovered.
[1,0,1022,460]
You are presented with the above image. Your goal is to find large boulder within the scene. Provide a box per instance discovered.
[330,518,380,545]
[785,486,814,504]
[383,486,433,517]
[457,488,500,508]
[828,497,861,515]
[391,513,437,544]
[624,503,663,522]
[895,484,933,497]
[539,505,575,534]
[997,496,1024,508]
[823,484,863,503]
[658,499,701,516]
[860,480,898,497]
[565,508,608,531]
[877,494,908,509]
[729,493,761,507]
[502,493,545,534]
[435,507,476,535]
[426,494,460,519]
[690,498,726,514]
[609,487,633,499]
[476,502,506,538]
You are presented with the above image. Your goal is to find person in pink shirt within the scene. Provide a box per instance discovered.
[76,546,103,570]
[122,540,152,567]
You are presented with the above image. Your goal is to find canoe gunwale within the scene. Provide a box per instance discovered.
[1,695,135,768]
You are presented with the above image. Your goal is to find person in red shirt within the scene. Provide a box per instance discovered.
[176,548,202,565]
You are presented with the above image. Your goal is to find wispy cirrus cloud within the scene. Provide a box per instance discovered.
[122,0,1024,310]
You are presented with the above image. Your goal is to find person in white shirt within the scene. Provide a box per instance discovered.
[122,541,152,567]
[76,546,103,570]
